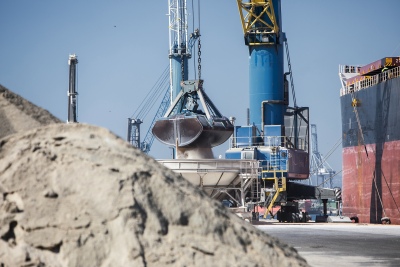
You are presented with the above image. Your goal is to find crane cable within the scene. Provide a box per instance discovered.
[182,0,201,82]
[311,136,342,175]
[317,169,342,188]
[136,68,169,119]
[131,65,169,119]
[284,41,297,107]
[191,0,196,80]
[324,136,343,160]
[197,0,201,80]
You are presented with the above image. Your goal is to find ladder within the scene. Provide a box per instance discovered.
[262,175,286,219]
[262,149,287,218]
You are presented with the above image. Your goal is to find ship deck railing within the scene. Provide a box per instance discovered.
[340,65,400,96]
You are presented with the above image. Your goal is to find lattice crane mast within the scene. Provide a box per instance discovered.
[310,124,336,188]
[169,0,189,100]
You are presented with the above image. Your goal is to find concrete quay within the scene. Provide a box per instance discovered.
[255,221,400,267]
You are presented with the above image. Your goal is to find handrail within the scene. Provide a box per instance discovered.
[340,66,400,96]
[229,135,307,150]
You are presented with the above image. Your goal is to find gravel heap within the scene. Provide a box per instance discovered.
[0,87,309,267]
[0,84,61,139]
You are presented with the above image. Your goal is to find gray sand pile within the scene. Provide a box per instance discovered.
[0,123,309,267]
[0,85,308,266]
[0,84,61,139]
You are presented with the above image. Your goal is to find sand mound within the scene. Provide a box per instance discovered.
[0,123,308,267]
[0,84,61,139]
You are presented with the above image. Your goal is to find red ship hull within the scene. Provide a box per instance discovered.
[342,141,400,224]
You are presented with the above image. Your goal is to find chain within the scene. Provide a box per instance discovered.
[197,37,201,80]
[181,55,185,82]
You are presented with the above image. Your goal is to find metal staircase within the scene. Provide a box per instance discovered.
[261,148,288,218]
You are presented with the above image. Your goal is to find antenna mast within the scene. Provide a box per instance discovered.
[67,54,78,123]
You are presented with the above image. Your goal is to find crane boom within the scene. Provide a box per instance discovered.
[140,87,171,153]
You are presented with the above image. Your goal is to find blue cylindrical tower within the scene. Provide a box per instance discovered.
[229,0,310,181]
[239,0,285,130]
[249,45,284,128]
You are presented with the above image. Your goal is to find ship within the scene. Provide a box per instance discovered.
[339,57,400,224]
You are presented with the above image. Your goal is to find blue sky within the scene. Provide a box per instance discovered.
[1,1,400,185]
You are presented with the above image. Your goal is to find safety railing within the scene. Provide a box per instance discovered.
[340,66,400,96]
[229,135,307,150]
